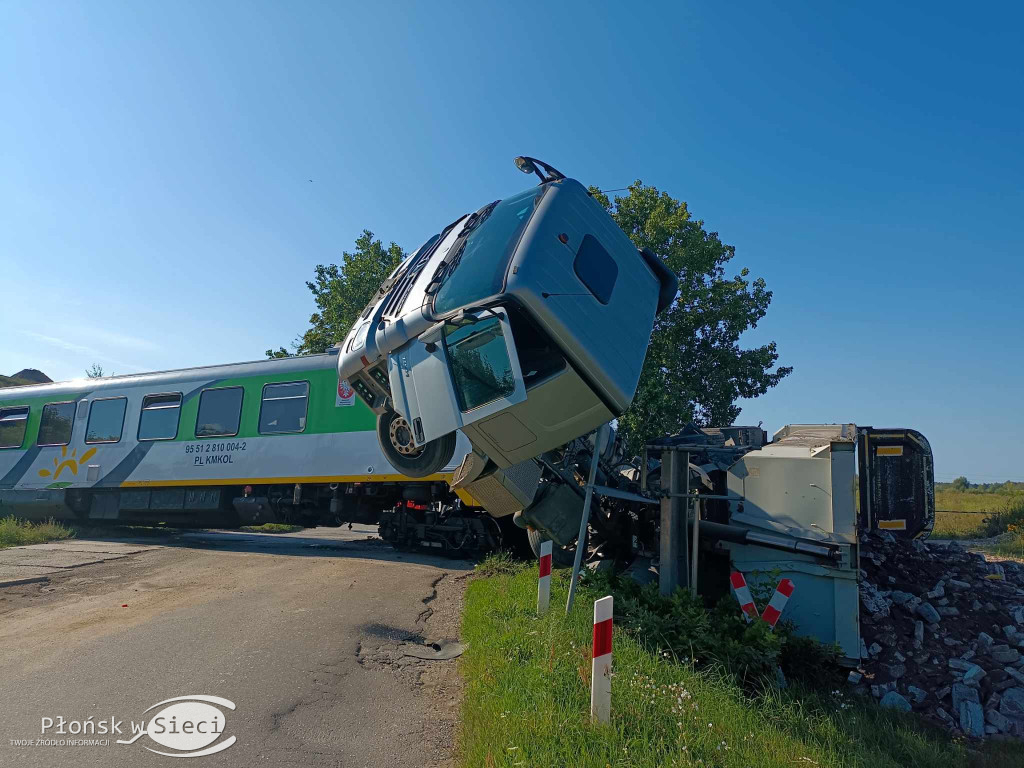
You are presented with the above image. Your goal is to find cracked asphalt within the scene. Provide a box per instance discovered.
[0,526,471,767]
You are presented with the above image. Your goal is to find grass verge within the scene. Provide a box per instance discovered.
[0,515,74,549]
[239,523,304,534]
[933,510,989,539]
[935,490,1023,516]
[459,560,1024,768]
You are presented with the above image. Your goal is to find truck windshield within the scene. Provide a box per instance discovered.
[432,186,543,315]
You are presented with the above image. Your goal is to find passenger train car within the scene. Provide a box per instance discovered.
[0,352,501,551]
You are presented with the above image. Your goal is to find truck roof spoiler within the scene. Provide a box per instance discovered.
[640,247,679,315]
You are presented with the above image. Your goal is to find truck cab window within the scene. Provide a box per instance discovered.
[445,317,516,411]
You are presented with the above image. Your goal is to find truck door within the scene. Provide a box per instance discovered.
[857,427,935,538]
[388,307,527,446]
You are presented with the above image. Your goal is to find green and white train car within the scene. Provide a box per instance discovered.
[0,352,481,539]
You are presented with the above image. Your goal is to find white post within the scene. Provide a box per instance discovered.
[537,540,552,615]
[591,595,613,723]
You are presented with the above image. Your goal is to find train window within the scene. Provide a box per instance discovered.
[258,381,309,435]
[38,401,76,446]
[195,387,243,438]
[86,397,127,444]
[0,406,30,449]
[573,234,618,305]
[138,393,182,441]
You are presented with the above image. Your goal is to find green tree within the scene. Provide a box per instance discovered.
[590,181,792,455]
[268,231,404,358]
[951,476,970,491]
[85,363,105,378]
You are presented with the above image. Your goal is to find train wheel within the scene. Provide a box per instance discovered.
[377,409,456,479]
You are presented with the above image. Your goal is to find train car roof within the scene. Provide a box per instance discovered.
[0,350,340,401]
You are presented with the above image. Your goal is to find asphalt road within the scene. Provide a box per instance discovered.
[0,526,471,767]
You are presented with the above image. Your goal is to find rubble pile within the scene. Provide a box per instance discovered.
[855,531,1024,739]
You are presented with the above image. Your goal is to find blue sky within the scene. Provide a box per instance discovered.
[1,2,1021,481]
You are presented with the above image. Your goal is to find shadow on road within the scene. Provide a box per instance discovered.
[67,526,477,571]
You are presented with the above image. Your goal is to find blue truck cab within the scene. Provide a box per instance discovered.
[338,159,677,478]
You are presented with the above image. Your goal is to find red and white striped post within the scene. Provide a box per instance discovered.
[537,540,552,615]
[729,571,759,622]
[761,578,795,630]
[591,595,613,723]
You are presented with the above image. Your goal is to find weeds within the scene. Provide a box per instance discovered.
[0,515,74,549]
[239,523,304,533]
[981,496,1024,538]
[474,550,520,577]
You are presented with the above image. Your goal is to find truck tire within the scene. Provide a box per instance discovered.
[527,527,579,568]
[377,409,456,479]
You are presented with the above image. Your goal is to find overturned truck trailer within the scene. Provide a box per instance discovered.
[515,422,934,662]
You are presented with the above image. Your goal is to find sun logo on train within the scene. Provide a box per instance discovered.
[38,445,96,480]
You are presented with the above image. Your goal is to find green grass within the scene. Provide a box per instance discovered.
[459,561,1024,768]
[936,489,1024,515]
[933,490,1024,540]
[932,510,989,539]
[239,523,304,534]
[0,515,74,549]
[990,531,1024,559]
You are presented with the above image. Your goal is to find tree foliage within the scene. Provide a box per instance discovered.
[951,476,970,491]
[590,181,792,455]
[267,231,403,358]
[85,363,105,378]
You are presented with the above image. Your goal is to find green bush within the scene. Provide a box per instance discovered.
[981,496,1024,537]
[581,567,841,688]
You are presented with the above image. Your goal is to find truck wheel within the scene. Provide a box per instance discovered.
[527,527,579,568]
[377,409,456,479]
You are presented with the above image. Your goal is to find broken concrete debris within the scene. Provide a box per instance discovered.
[856,532,1024,739]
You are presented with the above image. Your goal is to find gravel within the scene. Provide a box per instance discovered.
[855,532,1024,739]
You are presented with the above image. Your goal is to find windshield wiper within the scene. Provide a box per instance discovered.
[458,200,499,237]
[423,240,467,298]
[423,200,498,298]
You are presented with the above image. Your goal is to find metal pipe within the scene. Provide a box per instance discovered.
[690,499,700,597]
[660,450,687,596]
[696,520,840,561]
[566,425,609,614]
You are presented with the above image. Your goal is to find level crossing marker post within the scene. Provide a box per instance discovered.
[537,540,552,615]
[591,595,613,723]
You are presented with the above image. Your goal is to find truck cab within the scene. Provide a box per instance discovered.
[338,160,677,480]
